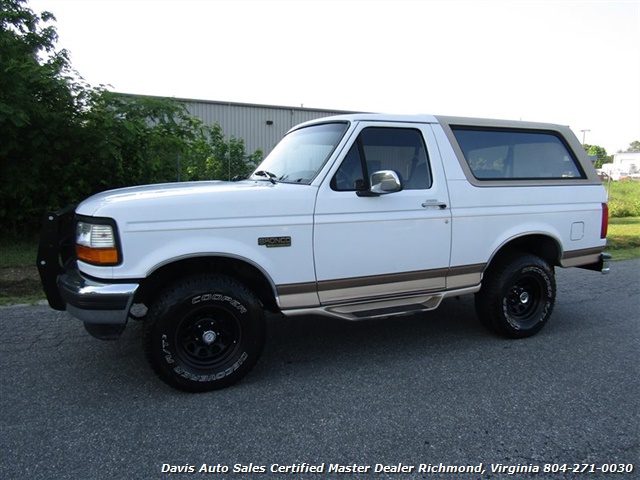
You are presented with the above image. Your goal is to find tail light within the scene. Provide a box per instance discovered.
[601,203,609,239]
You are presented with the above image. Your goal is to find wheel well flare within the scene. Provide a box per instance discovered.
[135,257,278,311]
[490,235,560,270]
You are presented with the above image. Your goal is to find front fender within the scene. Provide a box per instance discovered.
[79,220,316,290]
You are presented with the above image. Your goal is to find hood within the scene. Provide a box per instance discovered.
[76,180,317,224]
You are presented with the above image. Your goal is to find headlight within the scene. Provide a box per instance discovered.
[75,220,120,265]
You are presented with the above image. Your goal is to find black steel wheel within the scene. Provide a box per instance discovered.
[143,274,265,392]
[175,309,241,370]
[476,254,556,338]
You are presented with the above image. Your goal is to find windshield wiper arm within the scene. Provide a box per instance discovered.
[254,170,277,184]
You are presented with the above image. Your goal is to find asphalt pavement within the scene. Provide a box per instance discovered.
[1,260,638,480]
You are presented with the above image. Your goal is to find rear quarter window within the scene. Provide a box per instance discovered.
[451,127,585,180]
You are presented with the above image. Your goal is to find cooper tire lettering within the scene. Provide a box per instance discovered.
[191,294,247,313]
[144,274,265,392]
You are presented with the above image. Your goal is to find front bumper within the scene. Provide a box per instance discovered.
[58,269,139,326]
[37,206,76,310]
[37,207,139,339]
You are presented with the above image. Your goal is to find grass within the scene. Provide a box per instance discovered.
[606,180,640,217]
[1,212,638,306]
[603,181,640,260]
[607,216,640,261]
[0,240,38,268]
[0,240,43,305]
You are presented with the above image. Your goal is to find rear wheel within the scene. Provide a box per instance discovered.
[143,274,265,392]
[475,254,556,338]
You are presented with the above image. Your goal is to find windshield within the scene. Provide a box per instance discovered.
[251,122,348,184]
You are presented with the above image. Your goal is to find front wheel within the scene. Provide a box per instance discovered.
[143,274,266,392]
[475,254,556,338]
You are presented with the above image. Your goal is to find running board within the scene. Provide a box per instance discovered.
[327,294,443,320]
[282,286,480,321]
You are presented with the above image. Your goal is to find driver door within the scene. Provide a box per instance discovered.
[313,123,452,305]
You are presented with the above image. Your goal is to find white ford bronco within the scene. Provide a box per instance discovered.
[38,113,610,392]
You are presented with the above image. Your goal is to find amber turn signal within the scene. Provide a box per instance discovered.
[76,245,119,265]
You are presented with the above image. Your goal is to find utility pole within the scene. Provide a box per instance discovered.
[581,129,590,145]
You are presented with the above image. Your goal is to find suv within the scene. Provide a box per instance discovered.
[38,114,610,392]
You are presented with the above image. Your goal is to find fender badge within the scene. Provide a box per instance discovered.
[258,236,291,248]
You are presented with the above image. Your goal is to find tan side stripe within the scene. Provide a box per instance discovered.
[277,282,317,296]
[448,263,485,276]
[563,247,605,260]
[277,265,487,296]
[317,268,449,292]
[277,264,486,309]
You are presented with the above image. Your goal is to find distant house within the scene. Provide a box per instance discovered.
[600,151,640,180]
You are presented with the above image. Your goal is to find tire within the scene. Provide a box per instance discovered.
[143,274,266,392]
[475,254,556,339]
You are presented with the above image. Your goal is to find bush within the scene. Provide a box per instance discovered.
[607,181,640,218]
[1,1,261,238]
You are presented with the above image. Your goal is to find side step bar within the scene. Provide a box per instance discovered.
[283,286,481,321]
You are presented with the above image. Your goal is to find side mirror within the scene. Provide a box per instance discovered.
[357,170,403,197]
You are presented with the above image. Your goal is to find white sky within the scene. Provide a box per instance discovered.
[30,0,640,154]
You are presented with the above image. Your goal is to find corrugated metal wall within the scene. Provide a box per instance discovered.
[179,98,352,158]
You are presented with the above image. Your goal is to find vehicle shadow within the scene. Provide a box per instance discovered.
[250,296,494,386]
[78,294,543,396]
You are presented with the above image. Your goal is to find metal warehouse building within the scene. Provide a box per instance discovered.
[174,96,353,157]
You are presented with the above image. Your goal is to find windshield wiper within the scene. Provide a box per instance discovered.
[254,170,277,184]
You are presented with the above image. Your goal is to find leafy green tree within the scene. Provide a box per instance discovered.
[181,121,262,182]
[0,0,262,236]
[77,92,262,188]
[0,0,88,234]
[76,91,197,191]
[583,144,611,168]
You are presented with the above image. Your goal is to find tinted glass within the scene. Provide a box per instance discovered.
[332,127,431,191]
[452,127,585,180]
[252,122,348,184]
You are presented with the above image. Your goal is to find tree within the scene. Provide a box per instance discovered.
[181,121,262,182]
[0,0,88,234]
[0,0,262,236]
[623,140,640,152]
[77,92,262,188]
[583,144,611,168]
[76,91,198,191]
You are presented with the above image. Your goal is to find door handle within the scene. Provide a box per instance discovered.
[422,200,447,209]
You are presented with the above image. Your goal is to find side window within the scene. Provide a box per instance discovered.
[451,127,585,180]
[331,127,432,191]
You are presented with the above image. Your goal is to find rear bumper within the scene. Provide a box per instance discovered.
[575,252,612,274]
[601,252,612,274]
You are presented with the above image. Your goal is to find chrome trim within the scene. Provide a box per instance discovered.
[282,286,480,321]
[601,253,612,274]
[58,269,138,325]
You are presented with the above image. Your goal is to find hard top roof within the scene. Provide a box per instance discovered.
[290,113,569,133]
